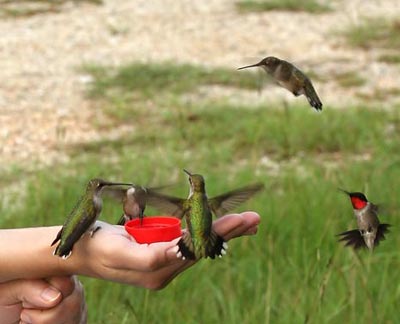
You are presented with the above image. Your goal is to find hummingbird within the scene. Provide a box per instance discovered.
[337,189,390,250]
[146,169,264,260]
[238,56,323,111]
[51,178,132,258]
[103,185,166,226]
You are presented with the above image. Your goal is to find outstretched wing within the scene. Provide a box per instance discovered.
[337,229,366,249]
[209,183,264,218]
[375,223,391,247]
[145,189,186,219]
[101,186,127,202]
[337,223,391,250]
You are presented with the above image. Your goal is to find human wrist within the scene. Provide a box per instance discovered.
[0,226,76,282]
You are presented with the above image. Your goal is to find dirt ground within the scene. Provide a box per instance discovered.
[1,0,399,172]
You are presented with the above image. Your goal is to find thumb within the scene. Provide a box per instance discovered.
[0,279,62,309]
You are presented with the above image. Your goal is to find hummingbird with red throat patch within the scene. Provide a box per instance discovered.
[238,56,323,111]
[337,189,390,250]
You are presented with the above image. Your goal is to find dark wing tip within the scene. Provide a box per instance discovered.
[374,223,391,246]
[177,238,196,260]
[51,228,63,246]
[205,232,226,259]
[337,229,366,250]
[53,243,73,258]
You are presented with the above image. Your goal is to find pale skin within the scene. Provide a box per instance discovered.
[0,276,87,324]
[0,211,260,323]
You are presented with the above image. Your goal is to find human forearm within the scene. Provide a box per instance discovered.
[0,226,70,282]
[0,212,261,288]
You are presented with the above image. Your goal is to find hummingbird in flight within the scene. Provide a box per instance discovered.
[337,189,390,250]
[238,56,323,111]
[103,185,168,226]
[146,170,264,260]
[51,178,132,258]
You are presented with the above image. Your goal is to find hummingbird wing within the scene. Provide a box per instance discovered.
[145,190,186,219]
[208,183,264,218]
[51,194,85,246]
[337,224,391,250]
[102,187,127,202]
[52,209,96,258]
[337,229,366,249]
[374,223,391,247]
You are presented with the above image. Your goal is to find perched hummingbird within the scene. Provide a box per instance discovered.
[238,56,323,111]
[51,178,132,258]
[146,169,264,260]
[337,189,390,250]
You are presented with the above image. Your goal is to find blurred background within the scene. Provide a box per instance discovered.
[1,0,400,322]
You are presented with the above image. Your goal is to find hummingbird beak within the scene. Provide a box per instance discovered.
[102,182,133,188]
[237,62,262,70]
[338,188,351,196]
[183,169,192,177]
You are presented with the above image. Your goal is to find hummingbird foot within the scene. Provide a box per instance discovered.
[116,214,128,226]
[89,225,101,237]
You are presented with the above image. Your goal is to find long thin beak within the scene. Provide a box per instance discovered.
[338,188,350,196]
[237,62,261,70]
[183,169,192,176]
[103,182,133,187]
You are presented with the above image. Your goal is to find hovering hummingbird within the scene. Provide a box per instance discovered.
[146,170,264,260]
[103,185,166,226]
[238,56,323,111]
[51,178,132,258]
[337,189,390,250]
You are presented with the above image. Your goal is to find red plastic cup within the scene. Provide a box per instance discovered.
[124,216,182,244]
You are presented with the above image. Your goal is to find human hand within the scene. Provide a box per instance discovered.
[0,275,87,324]
[65,211,260,290]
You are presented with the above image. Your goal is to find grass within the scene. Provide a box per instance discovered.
[235,0,331,13]
[2,61,400,323]
[82,62,260,99]
[343,18,400,49]
[0,0,102,18]
[378,53,400,64]
[332,71,366,88]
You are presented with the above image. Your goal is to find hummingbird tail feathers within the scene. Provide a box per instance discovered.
[176,230,227,260]
[177,233,196,260]
[205,230,227,259]
[305,80,322,111]
[52,242,73,259]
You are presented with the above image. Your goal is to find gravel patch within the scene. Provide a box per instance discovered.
[1,0,399,170]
